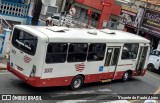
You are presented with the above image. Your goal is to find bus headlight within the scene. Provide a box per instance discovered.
[30,65,36,77]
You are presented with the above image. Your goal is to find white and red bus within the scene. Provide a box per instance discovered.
[7,25,150,90]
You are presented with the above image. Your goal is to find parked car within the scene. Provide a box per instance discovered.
[147,49,160,72]
[46,14,61,26]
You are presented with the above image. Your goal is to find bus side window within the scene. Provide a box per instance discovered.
[67,43,88,62]
[121,43,139,59]
[46,43,68,63]
[87,43,106,61]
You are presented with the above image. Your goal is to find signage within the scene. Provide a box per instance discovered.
[69,7,76,16]
[119,5,144,28]
[87,9,93,15]
[141,9,160,35]
[102,2,111,7]
[115,0,131,4]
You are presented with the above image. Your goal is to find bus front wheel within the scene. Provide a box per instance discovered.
[70,75,84,90]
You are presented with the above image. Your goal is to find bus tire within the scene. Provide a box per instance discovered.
[70,75,83,90]
[122,72,129,82]
[147,63,155,72]
[46,20,49,26]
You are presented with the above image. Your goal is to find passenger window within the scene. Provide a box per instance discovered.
[87,43,106,61]
[67,43,88,62]
[46,43,68,63]
[121,43,139,59]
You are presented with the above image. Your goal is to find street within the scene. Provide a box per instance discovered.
[0,70,160,103]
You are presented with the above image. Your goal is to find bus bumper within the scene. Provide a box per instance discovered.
[7,64,41,87]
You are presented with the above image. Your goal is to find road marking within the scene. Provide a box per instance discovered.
[153,87,160,94]
[129,87,160,103]
[146,72,160,80]
[0,72,10,74]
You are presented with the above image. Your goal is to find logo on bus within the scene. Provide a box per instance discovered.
[75,63,85,72]
[24,55,32,63]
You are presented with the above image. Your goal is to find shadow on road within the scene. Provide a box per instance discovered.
[8,76,142,94]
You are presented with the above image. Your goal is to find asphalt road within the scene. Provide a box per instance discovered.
[0,70,160,103]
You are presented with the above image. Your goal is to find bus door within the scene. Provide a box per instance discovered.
[104,47,121,79]
[136,46,148,75]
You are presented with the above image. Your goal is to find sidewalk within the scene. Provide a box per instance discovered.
[0,56,8,70]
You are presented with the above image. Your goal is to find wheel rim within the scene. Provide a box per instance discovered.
[124,72,128,80]
[148,66,152,71]
[148,65,153,71]
[73,79,81,88]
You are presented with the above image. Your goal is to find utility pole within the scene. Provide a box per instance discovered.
[31,0,42,25]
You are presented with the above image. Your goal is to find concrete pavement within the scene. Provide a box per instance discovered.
[0,57,7,70]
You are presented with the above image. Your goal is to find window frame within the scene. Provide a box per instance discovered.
[67,43,88,63]
[121,43,139,60]
[87,43,106,61]
[45,43,68,64]
[11,28,38,56]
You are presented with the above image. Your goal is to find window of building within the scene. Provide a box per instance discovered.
[121,43,139,59]
[87,43,106,61]
[46,43,68,63]
[67,43,88,62]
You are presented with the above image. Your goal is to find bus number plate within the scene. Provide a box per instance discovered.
[44,68,53,73]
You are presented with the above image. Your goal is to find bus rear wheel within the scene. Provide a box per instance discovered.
[122,72,129,82]
[70,75,83,90]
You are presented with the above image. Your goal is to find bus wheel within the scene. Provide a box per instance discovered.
[71,75,83,90]
[46,20,49,26]
[122,72,129,82]
[147,63,155,72]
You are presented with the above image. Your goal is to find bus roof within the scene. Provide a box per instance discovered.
[15,25,150,43]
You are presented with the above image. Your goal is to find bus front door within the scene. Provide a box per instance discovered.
[104,47,121,79]
[136,46,148,75]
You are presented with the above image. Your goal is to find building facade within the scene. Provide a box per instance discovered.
[120,0,160,51]
[70,0,121,29]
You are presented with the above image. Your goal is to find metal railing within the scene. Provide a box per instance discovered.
[0,15,11,30]
[0,1,29,18]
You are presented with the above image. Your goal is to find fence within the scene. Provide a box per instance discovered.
[0,1,29,18]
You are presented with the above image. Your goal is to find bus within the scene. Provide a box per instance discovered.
[7,25,150,90]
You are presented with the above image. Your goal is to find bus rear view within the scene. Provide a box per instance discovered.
[7,25,47,87]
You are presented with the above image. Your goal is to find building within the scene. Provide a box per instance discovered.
[119,0,160,51]
[0,0,30,25]
[68,0,122,29]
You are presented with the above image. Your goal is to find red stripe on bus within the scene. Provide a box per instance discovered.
[126,64,133,66]
[118,64,125,66]
[7,64,147,87]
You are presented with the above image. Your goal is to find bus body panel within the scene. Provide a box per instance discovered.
[7,25,150,87]
[9,26,48,78]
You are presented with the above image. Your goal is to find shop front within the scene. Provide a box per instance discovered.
[141,9,160,51]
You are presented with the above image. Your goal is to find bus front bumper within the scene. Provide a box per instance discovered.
[7,64,41,87]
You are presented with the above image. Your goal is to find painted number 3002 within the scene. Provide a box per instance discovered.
[44,68,53,73]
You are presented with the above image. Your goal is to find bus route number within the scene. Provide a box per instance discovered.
[44,68,53,73]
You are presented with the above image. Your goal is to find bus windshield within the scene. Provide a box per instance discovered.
[12,28,38,55]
